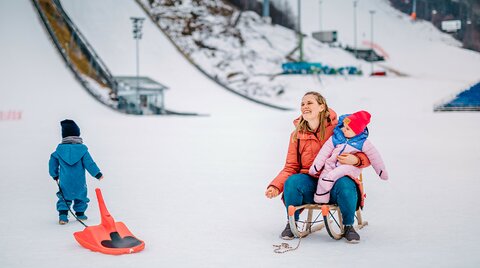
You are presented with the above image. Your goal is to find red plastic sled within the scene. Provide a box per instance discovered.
[73,188,145,255]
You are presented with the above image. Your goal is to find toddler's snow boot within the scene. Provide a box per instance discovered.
[59,213,69,225]
[343,225,360,243]
[280,223,295,240]
[75,212,88,221]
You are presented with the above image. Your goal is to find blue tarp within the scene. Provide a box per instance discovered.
[281,62,361,75]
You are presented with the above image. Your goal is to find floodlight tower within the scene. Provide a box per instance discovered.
[318,0,323,31]
[369,10,376,75]
[411,0,417,20]
[263,0,270,18]
[130,17,145,102]
[353,0,359,58]
[297,0,304,62]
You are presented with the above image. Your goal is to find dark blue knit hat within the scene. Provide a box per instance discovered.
[60,119,80,138]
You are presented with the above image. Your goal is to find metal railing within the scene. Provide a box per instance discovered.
[31,0,119,111]
[53,0,118,93]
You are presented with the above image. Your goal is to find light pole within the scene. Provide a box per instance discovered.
[130,17,145,107]
[318,0,323,32]
[431,9,437,24]
[297,0,303,62]
[263,0,270,19]
[369,10,375,75]
[411,0,417,20]
[353,0,358,58]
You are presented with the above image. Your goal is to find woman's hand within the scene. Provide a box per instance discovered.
[265,186,280,199]
[337,153,360,166]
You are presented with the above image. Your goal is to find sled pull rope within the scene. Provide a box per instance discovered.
[273,240,301,254]
[273,222,305,254]
[56,180,88,228]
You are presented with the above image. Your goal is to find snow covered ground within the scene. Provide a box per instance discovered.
[1,0,480,267]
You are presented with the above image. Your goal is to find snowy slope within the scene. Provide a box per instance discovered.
[295,0,479,82]
[135,0,372,108]
[1,0,480,267]
[59,0,272,114]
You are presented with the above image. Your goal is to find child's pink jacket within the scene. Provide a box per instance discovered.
[308,136,388,203]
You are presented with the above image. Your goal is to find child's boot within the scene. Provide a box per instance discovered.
[75,212,88,221]
[59,211,69,225]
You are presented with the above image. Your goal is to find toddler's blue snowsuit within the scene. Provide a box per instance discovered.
[49,144,101,214]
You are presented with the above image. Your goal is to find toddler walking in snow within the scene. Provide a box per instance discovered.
[49,120,103,225]
[309,110,388,204]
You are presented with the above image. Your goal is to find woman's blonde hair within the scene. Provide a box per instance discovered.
[293,91,331,141]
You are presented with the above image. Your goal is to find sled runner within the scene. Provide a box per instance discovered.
[287,175,368,240]
[288,204,367,239]
[73,188,145,255]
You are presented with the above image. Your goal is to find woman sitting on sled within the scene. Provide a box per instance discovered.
[264,91,370,243]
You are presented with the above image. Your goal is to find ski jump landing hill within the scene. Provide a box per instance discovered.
[13,0,273,118]
[32,0,275,115]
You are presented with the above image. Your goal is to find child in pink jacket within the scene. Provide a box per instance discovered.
[309,110,388,204]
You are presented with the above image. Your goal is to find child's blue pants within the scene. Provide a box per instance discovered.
[56,191,89,214]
